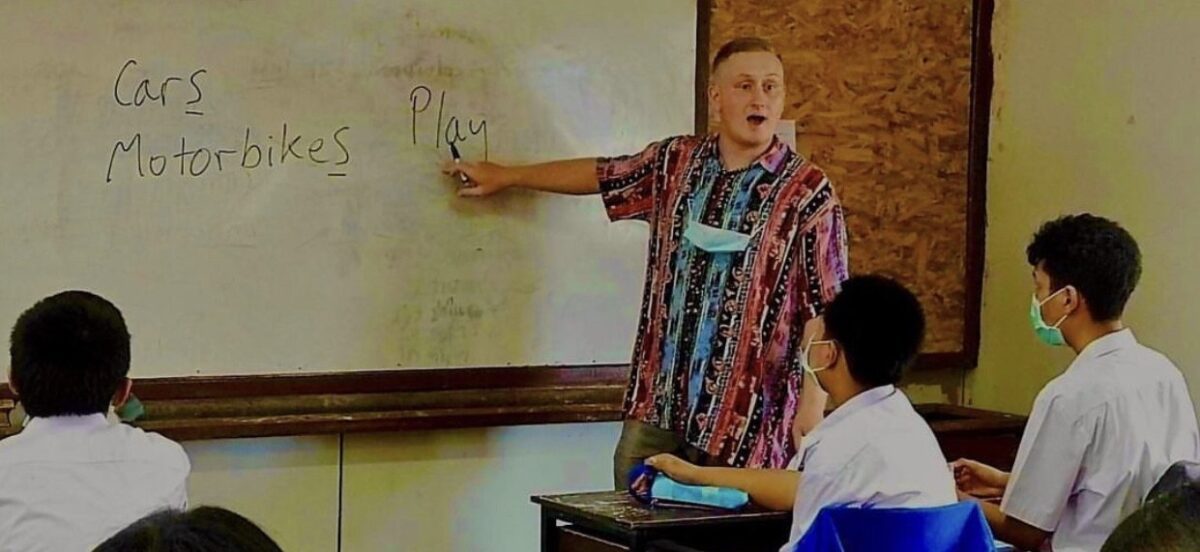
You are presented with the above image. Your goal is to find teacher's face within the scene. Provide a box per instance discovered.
[709,51,786,150]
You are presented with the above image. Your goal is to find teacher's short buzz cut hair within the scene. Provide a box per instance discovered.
[711,37,783,74]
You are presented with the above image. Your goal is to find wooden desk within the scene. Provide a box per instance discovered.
[918,404,1027,471]
[532,491,792,552]
[534,405,1027,552]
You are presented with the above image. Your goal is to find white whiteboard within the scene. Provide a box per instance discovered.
[0,0,696,376]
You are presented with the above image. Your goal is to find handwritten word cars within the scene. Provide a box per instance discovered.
[104,59,352,183]
[112,59,207,116]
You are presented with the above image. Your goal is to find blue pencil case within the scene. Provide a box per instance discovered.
[627,463,750,511]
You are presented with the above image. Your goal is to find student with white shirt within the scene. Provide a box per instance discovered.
[0,291,191,552]
[646,275,958,550]
[953,214,1200,552]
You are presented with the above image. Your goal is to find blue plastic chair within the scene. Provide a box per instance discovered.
[793,502,997,552]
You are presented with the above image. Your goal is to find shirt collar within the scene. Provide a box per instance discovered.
[1068,328,1137,371]
[704,134,792,175]
[23,413,110,432]
[806,385,898,443]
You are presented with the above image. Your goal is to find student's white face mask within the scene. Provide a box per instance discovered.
[801,336,835,394]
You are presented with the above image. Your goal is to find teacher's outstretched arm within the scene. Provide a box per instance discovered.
[441,158,600,198]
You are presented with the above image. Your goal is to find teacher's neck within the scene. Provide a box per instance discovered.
[716,134,772,171]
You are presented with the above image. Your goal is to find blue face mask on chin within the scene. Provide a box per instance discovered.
[683,219,750,253]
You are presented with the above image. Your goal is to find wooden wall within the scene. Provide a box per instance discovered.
[707,0,980,356]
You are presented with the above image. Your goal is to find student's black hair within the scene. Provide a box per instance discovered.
[93,506,284,552]
[9,290,131,417]
[1026,213,1141,322]
[822,275,925,388]
[1101,482,1200,552]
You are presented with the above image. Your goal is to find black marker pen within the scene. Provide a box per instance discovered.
[448,142,470,186]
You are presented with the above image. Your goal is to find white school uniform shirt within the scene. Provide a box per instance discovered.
[0,414,190,552]
[1001,329,1200,552]
[781,385,958,552]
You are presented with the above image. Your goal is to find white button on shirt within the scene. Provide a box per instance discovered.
[0,414,190,552]
[781,385,958,551]
[1001,330,1200,552]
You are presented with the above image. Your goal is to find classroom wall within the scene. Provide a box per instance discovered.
[183,422,620,551]
[185,437,341,552]
[968,0,1200,414]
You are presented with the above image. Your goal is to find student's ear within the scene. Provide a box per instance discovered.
[828,341,845,373]
[1064,286,1087,319]
[6,369,17,397]
[111,378,132,408]
[1060,285,1075,307]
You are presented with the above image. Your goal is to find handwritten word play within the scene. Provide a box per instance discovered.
[409,85,488,160]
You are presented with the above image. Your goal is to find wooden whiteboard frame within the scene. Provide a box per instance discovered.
[0,0,991,441]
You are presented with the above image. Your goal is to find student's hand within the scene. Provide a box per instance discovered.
[950,458,1008,499]
[956,489,1003,506]
[440,159,516,197]
[645,454,702,485]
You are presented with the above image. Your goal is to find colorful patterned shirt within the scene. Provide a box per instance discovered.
[598,134,849,468]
